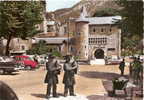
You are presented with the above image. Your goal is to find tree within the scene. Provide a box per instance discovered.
[0,1,44,55]
[116,0,143,37]
[116,0,143,55]
[93,8,119,17]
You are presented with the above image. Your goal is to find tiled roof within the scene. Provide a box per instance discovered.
[76,16,122,25]
[34,32,57,38]
[34,37,72,44]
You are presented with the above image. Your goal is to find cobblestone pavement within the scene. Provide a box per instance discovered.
[0,64,131,100]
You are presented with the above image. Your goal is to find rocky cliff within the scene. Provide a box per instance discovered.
[47,0,120,23]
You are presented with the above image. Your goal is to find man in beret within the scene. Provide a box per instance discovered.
[44,54,61,98]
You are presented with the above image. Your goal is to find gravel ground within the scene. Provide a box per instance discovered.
[0,64,130,100]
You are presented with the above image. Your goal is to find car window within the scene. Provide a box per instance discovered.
[28,57,34,61]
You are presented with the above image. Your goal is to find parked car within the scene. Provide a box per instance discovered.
[14,55,38,70]
[105,56,122,65]
[38,55,47,65]
[0,57,20,74]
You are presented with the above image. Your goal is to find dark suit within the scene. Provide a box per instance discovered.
[63,59,78,96]
[44,58,61,97]
[119,60,125,75]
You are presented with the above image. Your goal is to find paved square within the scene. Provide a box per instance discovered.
[0,64,129,100]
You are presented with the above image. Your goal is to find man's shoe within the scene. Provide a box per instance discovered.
[53,94,59,98]
[70,94,76,96]
[46,95,50,99]
[64,93,68,97]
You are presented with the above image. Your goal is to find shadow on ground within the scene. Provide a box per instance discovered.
[31,93,46,99]
[0,72,19,76]
[31,93,64,99]
[87,95,118,100]
[87,95,128,100]
[79,71,129,80]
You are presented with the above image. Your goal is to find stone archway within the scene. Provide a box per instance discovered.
[94,49,104,59]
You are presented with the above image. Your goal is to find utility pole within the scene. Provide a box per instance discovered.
[67,18,70,54]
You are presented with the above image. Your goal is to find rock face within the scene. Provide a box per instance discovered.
[48,0,120,23]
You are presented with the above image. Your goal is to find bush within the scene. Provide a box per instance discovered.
[27,40,49,55]
[51,50,62,58]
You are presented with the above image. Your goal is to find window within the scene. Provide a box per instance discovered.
[101,28,104,32]
[86,53,87,56]
[108,48,115,51]
[77,32,80,35]
[21,46,25,50]
[17,38,19,43]
[47,26,53,32]
[110,28,112,32]
[93,28,96,32]
[89,38,107,45]
[64,27,67,33]
[71,47,73,52]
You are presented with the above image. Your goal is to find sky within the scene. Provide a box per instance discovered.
[46,0,81,12]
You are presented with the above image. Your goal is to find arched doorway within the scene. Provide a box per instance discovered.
[94,49,104,59]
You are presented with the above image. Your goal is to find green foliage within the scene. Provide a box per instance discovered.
[27,41,62,58]
[27,40,49,55]
[51,50,62,58]
[93,8,119,17]
[116,0,143,38]
[132,59,143,84]
[0,1,44,38]
[132,60,142,69]
[115,0,143,55]
[74,56,79,60]
[0,1,44,55]
[121,35,143,56]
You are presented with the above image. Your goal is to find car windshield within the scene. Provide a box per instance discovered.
[28,57,34,61]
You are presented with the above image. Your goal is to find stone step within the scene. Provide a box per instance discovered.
[44,95,88,100]
[90,59,105,65]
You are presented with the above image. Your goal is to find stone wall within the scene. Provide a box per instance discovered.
[75,21,89,59]
[88,25,121,59]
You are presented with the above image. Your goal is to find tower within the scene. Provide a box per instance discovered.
[74,6,89,60]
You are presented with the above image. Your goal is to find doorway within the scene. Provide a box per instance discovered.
[94,49,104,59]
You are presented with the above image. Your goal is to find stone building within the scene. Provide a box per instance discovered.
[71,7,122,60]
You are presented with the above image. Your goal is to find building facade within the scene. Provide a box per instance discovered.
[72,7,122,60]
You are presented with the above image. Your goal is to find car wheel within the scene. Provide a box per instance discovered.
[7,71,12,74]
[25,66,31,70]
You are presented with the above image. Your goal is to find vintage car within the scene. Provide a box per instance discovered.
[0,57,20,74]
[14,55,38,70]
[105,56,122,65]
